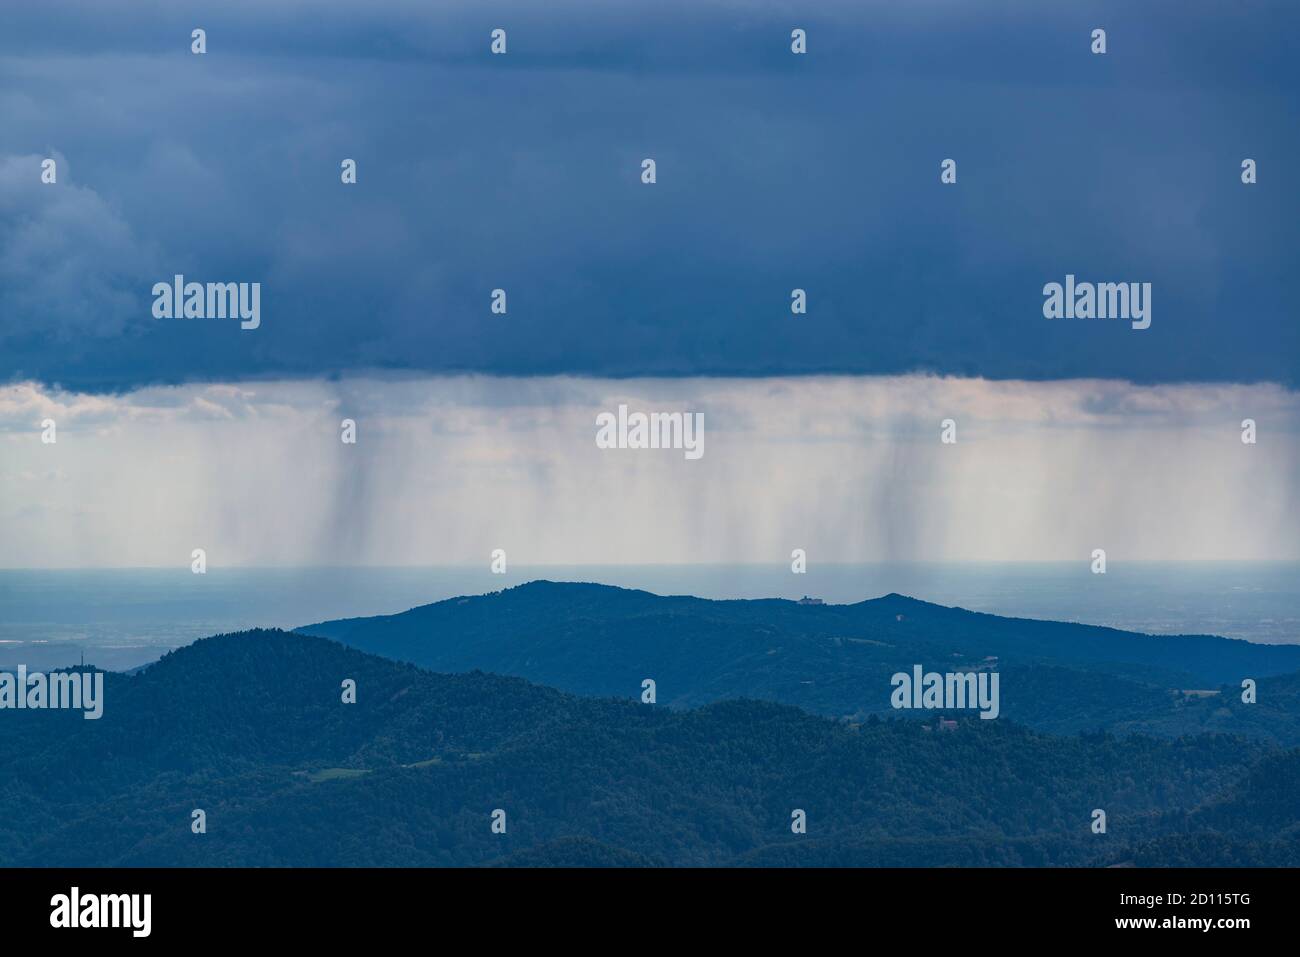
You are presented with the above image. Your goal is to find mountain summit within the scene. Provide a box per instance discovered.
[299,581,1300,741]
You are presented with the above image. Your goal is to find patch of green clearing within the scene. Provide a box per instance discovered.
[402,756,443,769]
[306,767,371,783]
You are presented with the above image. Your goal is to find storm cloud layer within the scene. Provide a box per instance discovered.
[2,0,1296,390]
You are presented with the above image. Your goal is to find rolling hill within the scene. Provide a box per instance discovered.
[2,627,1292,867]
[299,581,1300,741]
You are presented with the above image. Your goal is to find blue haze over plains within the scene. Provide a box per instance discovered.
[3,563,1298,673]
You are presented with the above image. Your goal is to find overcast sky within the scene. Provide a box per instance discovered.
[2,0,1296,388]
[2,2,1296,567]
[3,375,1296,567]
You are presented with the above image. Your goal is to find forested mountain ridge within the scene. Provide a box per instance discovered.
[0,627,1295,867]
[300,581,1300,741]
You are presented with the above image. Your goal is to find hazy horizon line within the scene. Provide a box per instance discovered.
[4,559,1299,572]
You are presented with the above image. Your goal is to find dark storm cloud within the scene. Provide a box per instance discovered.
[2,0,1296,391]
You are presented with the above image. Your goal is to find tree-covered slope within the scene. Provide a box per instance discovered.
[299,581,1300,741]
[1,628,1292,867]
